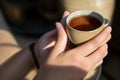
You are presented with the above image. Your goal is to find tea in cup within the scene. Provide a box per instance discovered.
[66,10,109,45]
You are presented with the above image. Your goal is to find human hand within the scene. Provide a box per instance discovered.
[34,11,70,65]
[34,21,112,80]
[34,29,57,64]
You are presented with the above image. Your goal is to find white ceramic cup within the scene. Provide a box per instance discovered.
[66,10,109,45]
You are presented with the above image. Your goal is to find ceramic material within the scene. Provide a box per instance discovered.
[66,10,108,45]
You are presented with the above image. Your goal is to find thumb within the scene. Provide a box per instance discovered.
[50,22,67,57]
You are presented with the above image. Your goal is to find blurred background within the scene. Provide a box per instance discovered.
[0,0,64,48]
[0,0,64,36]
[0,0,120,80]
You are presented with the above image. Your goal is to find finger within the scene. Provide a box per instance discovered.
[43,40,56,50]
[61,11,70,26]
[41,29,57,38]
[62,11,70,18]
[71,26,111,56]
[39,29,57,50]
[50,22,67,56]
[88,26,112,46]
[87,44,108,65]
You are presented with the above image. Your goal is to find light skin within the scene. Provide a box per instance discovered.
[0,11,112,80]
[34,22,111,80]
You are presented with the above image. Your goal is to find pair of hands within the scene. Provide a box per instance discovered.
[34,11,112,80]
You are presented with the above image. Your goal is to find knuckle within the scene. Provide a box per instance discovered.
[104,50,108,57]
[99,44,108,57]
[100,60,103,64]
[91,36,103,47]
[88,38,102,50]
[99,49,105,55]
[96,50,107,60]
[87,42,97,50]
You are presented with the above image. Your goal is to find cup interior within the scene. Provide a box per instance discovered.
[66,10,104,31]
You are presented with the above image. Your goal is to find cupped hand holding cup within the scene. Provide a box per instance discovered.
[65,10,110,80]
[66,10,109,45]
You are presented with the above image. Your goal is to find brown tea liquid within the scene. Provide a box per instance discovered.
[69,15,102,31]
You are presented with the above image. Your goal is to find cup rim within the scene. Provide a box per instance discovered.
[66,10,105,32]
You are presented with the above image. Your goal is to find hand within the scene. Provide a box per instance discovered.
[34,21,112,80]
[34,11,70,65]
[34,29,56,64]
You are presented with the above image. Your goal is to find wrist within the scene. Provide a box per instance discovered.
[29,43,40,69]
[34,42,42,67]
